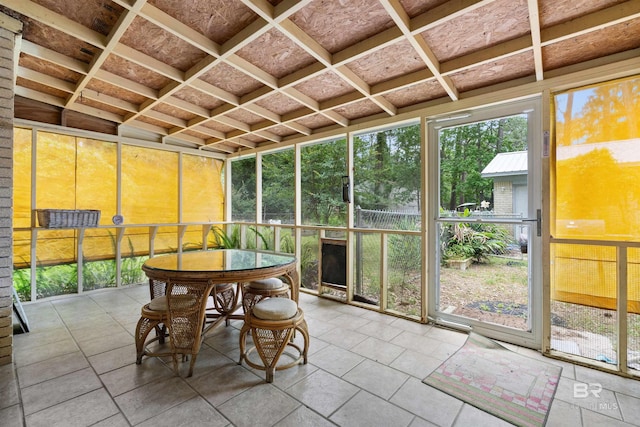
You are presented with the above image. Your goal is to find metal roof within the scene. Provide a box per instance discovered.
[481,150,527,178]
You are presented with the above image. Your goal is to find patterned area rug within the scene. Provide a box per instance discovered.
[423,332,561,427]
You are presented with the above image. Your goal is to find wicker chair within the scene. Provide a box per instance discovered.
[241,277,290,314]
[238,297,309,383]
[135,279,214,377]
[135,295,171,363]
[205,282,242,327]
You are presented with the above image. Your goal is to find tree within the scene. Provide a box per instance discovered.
[231,157,256,221]
[262,149,295,222]
[354,123,421,211]
[300,139,347,225]
[439,116,528,211]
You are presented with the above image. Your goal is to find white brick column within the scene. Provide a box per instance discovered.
[0,14,22,367]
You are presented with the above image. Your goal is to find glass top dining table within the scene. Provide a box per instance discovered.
[141,249,300,325]
[143,249,296,277]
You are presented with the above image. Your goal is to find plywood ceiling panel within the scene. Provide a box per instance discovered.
[201,121,237,134]
[539,0,627,27]
[5,0,640,155]
[254,93,306,116]
[148,0,260,45]
[449,51,535,92]
[346,40,427,86]
[153,103,198,121]
[199,62,263,97]
[19,53,82,83]
[85,80,148,105]
[289,0,396,53]
[382,80,448,108]
[23,18,96,63]
[17,77,68,99]
[101,55,172,90]
[76,97,129,117]
[293,71,355,102]
[31,0,123,35]
[542,18,640,70]
[332,99,384,120]
[172,87,225,110]
[120,16,207,72]
[421,0,531,62]
[236,28,318,79]
[400,0,449,18]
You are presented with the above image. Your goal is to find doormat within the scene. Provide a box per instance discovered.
[423,332,561,427]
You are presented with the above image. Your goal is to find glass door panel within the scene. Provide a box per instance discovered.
[430,98,541,346]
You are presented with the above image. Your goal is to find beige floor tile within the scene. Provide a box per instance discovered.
[390,378,463,426]
[274,405,336,427]
[24,388,119,427]
[21,367,102,415]
[188,363,263,406]
[350,336,405,365]
[342,359,409,400]
[6,285,639,427]
[16,351,89,388]
[310,345,364,377]
[218,383,300,427]
[452,404,514,427]
[88,343,137,374]
[13,338,79,368]
[389,349,444,379]
[286,370,359,417]
[0,404,23,427]
[330,390,414,427]
[114,376,196,425]
[102,357,173,398]
[137,396,229,427]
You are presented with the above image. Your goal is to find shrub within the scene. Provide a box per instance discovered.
[441,221,509,263]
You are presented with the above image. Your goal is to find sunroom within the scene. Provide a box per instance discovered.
[1,0,640,425]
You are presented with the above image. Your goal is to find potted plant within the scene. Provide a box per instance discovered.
[441,222,475,270]
[441,220,510,269]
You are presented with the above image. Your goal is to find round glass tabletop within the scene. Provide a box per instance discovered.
[142,249,296,273]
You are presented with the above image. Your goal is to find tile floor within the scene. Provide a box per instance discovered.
[1,284,639,426]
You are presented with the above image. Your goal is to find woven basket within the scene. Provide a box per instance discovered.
[37,209,101,228]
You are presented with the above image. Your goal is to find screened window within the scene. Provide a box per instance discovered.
[231,157,256,222]
[353,123,421,230]
[262,149,294,224]
[300,139,347,227]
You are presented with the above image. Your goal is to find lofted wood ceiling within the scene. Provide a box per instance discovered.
[2,0,640,155]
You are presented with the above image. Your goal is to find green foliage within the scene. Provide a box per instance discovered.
[300,139,347,226]
[120,255,147,285]
[388,220,421,271]
[279,232,295,254]
[230,157,257,221]
[12,267,31,302]
[82,260,116,291]
[441,219,510,263]
[387,219,421,309]
[26,264,79,299]
[210,225,242,248]
[262,149,295,221]
[354,124,421,210]
[439,116,527,210]
[299,237,319,289]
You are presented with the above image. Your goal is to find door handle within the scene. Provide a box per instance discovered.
[522,209,541,237]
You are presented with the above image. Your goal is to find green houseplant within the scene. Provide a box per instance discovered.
[440,212,510,268]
